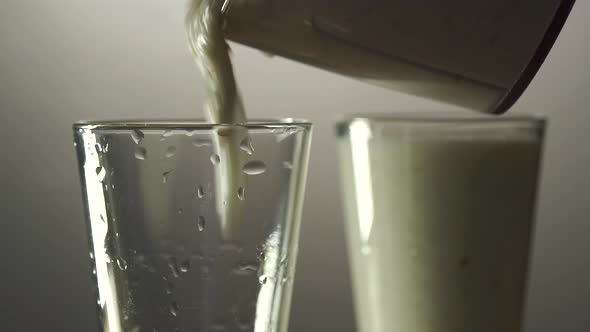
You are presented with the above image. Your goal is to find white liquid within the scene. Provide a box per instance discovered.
[186,0,247,239]
[339,123,542,332]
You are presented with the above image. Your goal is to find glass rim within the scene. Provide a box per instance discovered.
[73,118,312,130]
[335,112,545,138]
[337,112,545,126]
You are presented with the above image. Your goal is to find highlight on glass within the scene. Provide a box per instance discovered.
[337,113,545,332]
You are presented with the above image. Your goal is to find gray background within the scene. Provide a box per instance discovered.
[1,1,588,331]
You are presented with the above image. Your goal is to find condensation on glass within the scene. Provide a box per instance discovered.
[73,120,312,332]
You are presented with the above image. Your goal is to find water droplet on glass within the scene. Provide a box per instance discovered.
[237,187,245,200]
[259,275,268,285]
[163,169,175,183]
[92,267,96,275]
[239,137,255,155]
[169,301,179,317]
[196,185,204,199]
[276,126,299,142]
[89,252,94,259]
[281,277,290,285]
[116,257,128,271]
[134,147,147,160]
[168,257,180,278]
[165,281,174,294]
[256,250,266,262]
[283,161,293,170]
[177,208,183,215]
[180,260,190,273]
[184,129,198,137]
[197,216,206,232]
[242,160,266,175]
[100,214,105,223]
[104,143,109,152]
[95,166,106,182]
[165,146,176,158]
[95,143,102,154]
[210,153,220,165]
[161,130,173,140]
[130,129,144,144]
[233,262,259,275]
[192,138,211,147]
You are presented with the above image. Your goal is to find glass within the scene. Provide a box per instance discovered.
[73,120,312,332]
[336,113,545,332]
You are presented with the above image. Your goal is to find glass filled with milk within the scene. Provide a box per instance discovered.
[73,119,311,332]
[337,113,545,332]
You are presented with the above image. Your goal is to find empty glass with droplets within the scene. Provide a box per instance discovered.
[73,120,312,332]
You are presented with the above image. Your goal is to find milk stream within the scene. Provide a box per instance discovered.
[186,0,247,240]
